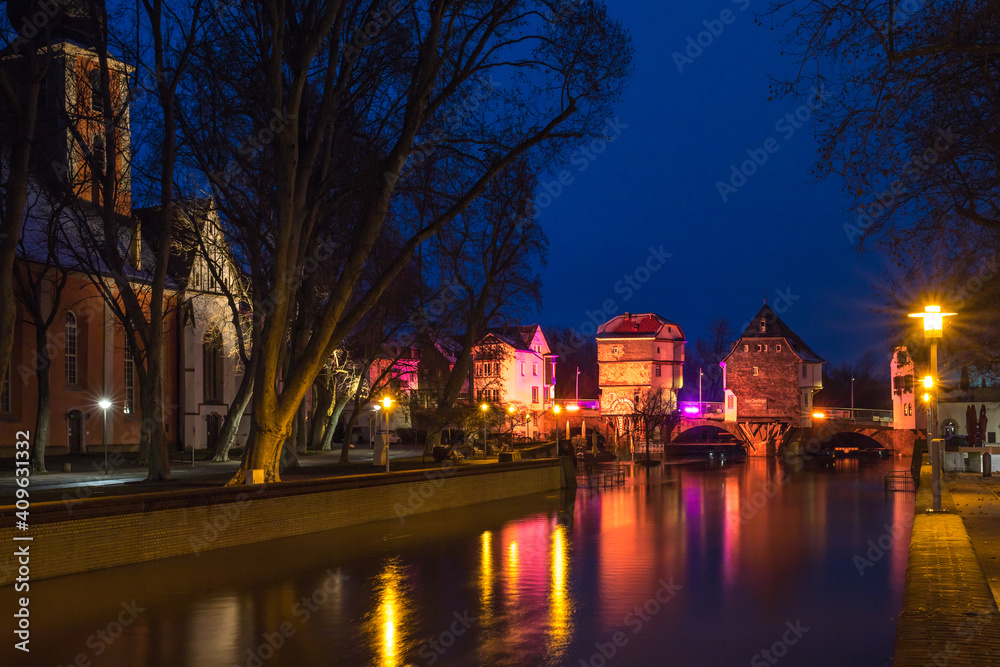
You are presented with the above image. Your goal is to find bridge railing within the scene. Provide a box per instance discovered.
[816,407,894,423]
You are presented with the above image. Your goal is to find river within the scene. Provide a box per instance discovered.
[27,457,912,667]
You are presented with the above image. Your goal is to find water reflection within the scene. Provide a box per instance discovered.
[24,459,912,667]
[368,557,408,667]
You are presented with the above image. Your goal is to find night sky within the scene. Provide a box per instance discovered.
[534,2,891,366]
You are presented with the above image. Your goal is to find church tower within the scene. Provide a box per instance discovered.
[2,0,131,214]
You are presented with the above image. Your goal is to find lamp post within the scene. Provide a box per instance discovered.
[507,405,516,446]
[699,368,703,411]
[576,367,581,401]
[481,403,490,454]
[553,404,561,452]
[372,404,380,450]
[909,304,956,511]
[98,399,111,472]
[381,396,392,472]
[850,376,855,420]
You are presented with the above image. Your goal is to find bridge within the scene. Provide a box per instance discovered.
[672,403,906,456]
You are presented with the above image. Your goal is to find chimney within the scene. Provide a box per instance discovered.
[624,312,631,320]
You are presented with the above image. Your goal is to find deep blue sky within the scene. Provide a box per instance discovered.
[533,2,892,367]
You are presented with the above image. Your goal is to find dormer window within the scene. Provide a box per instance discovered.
[759,318,766,333]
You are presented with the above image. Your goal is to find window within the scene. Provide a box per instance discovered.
[801,364,807,379]
[491,388,499,401]
[655,364,661,377]
[612,346,618,354]
[776,344,781,352]
[990,432,997,444]
[752,366,759,376]
[760,318,766,333]
[534,345,541,353]
[0,364,10,414]
[657,346,661,354]
[203,328,224,402]
[532,363,538,376]
[124,342,135,414]
[89,69,103,113]
[743,344,749,352]
[763,344,768,352]
[532,387,539,403]
[520,363,525,376]
[65,312,78,385]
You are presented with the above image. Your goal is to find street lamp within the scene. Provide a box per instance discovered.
[98,398,112,472]
[699,368,703,410]
[372,404,381,450]
[576,367,581,401]
[850,376,855,420]
[381,396,392,473]
[553,404,561,451]
[909,304,956,511]
[481,403,490,454]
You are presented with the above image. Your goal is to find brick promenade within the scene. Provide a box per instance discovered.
[893,465,1000,666]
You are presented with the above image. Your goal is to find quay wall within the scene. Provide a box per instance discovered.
[0,460,564,585]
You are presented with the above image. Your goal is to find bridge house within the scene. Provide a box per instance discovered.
[721,304,825,430]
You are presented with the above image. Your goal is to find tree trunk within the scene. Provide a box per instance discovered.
[141,348,172,481]
[30,334,50,473]
[213,370,253,462]
[339,399,365,464]
[309,381,334,450]
[295,400,307,453]
[321,393,351,451]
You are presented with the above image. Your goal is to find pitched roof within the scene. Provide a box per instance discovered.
[479,325,541,351]
[596,312,683,339]
[733,304,825,363]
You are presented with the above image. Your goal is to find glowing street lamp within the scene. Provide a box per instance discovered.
[553,404,561,452]
[481,403,490,453]
[909,304,956,511]
[812,411,826,420]
[98,398,112,472]
[381,396,392,472]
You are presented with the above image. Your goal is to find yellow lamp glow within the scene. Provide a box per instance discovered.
[481,403,489,411]
[922,392,931,403]
[908,304,956,339]
[508,405,515,414]
[553,405,561,414]
[382,396,392,409]
[812,412,825,419]
[567,404,579,412]
[922,376,934,389]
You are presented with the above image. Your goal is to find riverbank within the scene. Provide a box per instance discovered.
[892,464,1000,666]
[0,457,568,585]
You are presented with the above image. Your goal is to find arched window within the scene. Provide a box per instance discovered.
[123,342,135,414]
[203,327,224,402]
[65,312,78,385]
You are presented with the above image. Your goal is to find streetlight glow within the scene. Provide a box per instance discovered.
[923,375,934,389]
[481,403,489,412]
[553,405,561,414]
[908,304,956,339]
[98,398,112,410]
[566,404,579,412]
[812,412,826,419]
[382,396,392,409]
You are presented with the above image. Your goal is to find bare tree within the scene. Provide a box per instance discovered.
[632,386,678,466]
[184,0,631,482]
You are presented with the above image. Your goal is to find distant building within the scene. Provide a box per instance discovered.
[721,304,824,427]
[596,312,685,416]
[472,325,556,406]
[890,346,922,430]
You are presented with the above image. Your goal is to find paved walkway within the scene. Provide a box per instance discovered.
[0,445,467,504]
[946,474,1000,610]
[893,466,1000,666]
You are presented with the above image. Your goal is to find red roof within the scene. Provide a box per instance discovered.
[597,313,679,337]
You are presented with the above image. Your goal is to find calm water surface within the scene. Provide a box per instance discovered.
[26,458,912,667]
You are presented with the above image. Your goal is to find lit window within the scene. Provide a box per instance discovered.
[520,363,525,376]
[756,344,762,352]
[124,342,135,414]
[655,365,661,377]
[760,318,766,333]
[532,387,539,403]
[743,344,749,353]
[776,344,781,352]
[752,366,759,376]
[612,346,618,354]
[0,364,10,414]
[65,312,78,385]
[532,363,538,376]
[763,344,768,352]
